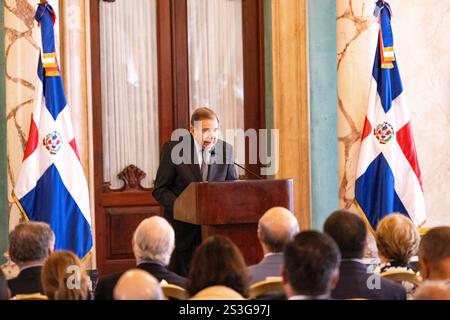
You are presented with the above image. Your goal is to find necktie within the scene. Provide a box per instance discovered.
[201,150,209,181]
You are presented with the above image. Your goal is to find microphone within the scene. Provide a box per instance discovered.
[233,161,264,180]
[210,148,264,180]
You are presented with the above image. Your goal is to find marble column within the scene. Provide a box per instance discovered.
[337,0,450,227]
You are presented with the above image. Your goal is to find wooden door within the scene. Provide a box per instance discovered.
[90,0,265,276]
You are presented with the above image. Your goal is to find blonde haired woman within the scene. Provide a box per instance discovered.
[376,213,420,298]
[41,251,90,300]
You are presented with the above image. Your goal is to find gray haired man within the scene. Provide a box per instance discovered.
[8,221,55,296]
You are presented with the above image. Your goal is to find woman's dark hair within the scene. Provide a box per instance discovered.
[187,235,249,297]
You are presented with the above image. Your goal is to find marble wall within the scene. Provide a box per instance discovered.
[2,0,93,275]
[337,0,450,227]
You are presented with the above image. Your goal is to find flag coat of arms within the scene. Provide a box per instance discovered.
[354,1,426,231]
[13,2,93,260]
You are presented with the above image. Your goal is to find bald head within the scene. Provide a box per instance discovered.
[132,216,175,265]
[258,207,299,253]
[114,269,164,300]
[414,281,450,300]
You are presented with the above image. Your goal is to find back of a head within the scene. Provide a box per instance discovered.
[41,251,89,300]
[419,226,450,279]
[283,231,341,296]
[133,216,175,266]
[258,207,299,253]
[414,281,450,300]
[376,213,420,263]
[323,210,366,259]
[8,221,55,265]
[187,235,249,297]
[0,269,10,300]
[114,269,163,300]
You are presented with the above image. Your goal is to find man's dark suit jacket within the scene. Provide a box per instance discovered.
[8,266,44,297]
[152,135,238,275]
[331,260,407,300]
[94,262,186,300]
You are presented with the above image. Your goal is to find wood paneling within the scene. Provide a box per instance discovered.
[272,0,311,229]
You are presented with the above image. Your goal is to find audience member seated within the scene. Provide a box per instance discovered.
[414,280,450,300]
[282,231,340,300]
[8,221,54,296]
[418,226,450,282]
[113,269,164,300]
[324,210,406,300]
[95,216,186,300]
[376,213,420,273]
[41,251,89,300]
[0,269,10,300]
[375,213,420,298]
[248,207,299,284]
[187,235,249,300]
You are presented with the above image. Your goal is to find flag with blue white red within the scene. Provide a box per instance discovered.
[355,1,426,231]
[13,1,93,260]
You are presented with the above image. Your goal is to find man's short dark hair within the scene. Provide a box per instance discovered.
[283,231,341,296]
[323,210,367,259]
[419,226,450,263]
[190,107,219,126]
[9,221,54,265]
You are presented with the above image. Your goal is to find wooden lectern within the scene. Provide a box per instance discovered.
[173,179,294,265]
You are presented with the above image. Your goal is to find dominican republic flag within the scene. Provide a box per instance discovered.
[13,2,93,260]
[354,1,426,231]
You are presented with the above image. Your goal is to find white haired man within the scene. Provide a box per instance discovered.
[95,216,185,300]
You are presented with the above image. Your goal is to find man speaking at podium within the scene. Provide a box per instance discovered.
[153,107,238,276]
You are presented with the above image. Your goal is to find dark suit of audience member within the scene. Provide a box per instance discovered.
[95,262,186,300]
[0,269,10,300]
[8,266,44,297]
[333,260,406,300]
[153,109,238,276]
[324,210,406,300]
[95,216,185,300]
[7,221,54,297]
